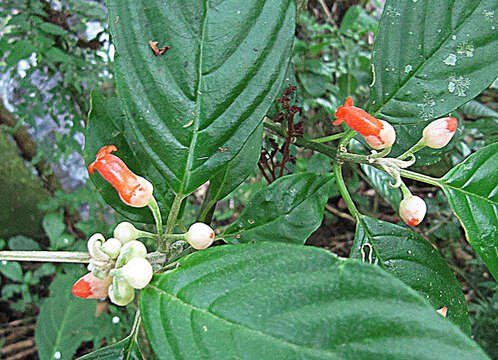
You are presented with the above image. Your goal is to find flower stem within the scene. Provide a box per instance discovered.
[159,193,184,253]
[333,162,360,222]
[148,197,163,235]
[311,132,346,143]
[397,138,426,160]
[400,182,412,199]
[0,251,90,263]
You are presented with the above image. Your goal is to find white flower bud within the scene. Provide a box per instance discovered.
[120,257,153,289]
[399,196,427,226]
[101,238,122,259]
[422,117,458,149]
[185,222,215,250]
[364,120,396,150]
[437,306,448,318]
[108,277,135,306]
[113,222,140,244]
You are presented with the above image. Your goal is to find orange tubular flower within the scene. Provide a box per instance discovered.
[72,273,112,299]
[88,145,153,208]
[334,97,396,150]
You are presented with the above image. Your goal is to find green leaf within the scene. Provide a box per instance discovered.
[77,337,143,360]
[459,100,498,119]
[140,243,488,360]
[0,261,23,282]
[223,173,334,244]
[351,215,470,333]
[439,142,498,279]
[369,0,498,163]
[361,164,402,209]
[6,40,36,67]
[85,91,174,223]
[35,272,97,360]
[42,212,65,248]
[39,22,67,36]
[200,123,263,220]
[108,0,295,196]
[8,235,41,251]
[44,47,74,64]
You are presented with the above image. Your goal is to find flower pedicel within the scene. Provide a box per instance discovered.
[88,145,153,207]
[334,97,395,150]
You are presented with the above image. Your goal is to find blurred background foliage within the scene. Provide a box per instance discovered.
[0,0,496,358]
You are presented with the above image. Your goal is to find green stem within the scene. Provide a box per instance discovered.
[333,162,360,221]
[135,230,157,239]
[311,132,346,143]
[263,121,337,159]
[159,193,184,253]
[147,197,163,235]
[371,145,392,159]
[397,138,426,160]
[400,182,412,199]
[0,251,90,263]
[399,169,442,187]
[129,309,142,343]
[162,233,185,241]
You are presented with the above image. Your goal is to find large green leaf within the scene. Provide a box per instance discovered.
[35,272,97,360]
[85,91,174,223]
[223,173,334,244]
[200,123,263,220]
[108,0,295,196]
[369,0,498,163]
[351,216,470,333]
[140,243,488,360]
[439,142,498,279]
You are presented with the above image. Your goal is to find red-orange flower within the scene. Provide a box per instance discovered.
[334,97,396,149]
[88,145,153,207]
[72,273,111,299]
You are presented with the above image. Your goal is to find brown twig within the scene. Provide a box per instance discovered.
[325,204,355,222]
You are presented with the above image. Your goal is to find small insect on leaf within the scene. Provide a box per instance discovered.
[148,40,170,56]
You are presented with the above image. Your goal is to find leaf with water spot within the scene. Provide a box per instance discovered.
[369,0,498,165]
[108,0,295,197]
[351,215,470,333]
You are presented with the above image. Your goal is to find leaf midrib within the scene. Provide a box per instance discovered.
[148,284,342,359]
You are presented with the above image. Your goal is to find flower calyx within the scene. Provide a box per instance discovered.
[88,145,154,208]
[373,156,416,188]
[334,97,396,150]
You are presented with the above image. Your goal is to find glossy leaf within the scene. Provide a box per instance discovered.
[35,272,97,360]
[369,0,498,163]
[439,142,498,279]
[85,91,174,223]
[77,336,143,360]
[351,215,470,333]
[459,100,498,119]
[200,123,263,220]
[223,173,335,244]
[361,164,402,209]
[141,243,488,360]
[108,0,295,196]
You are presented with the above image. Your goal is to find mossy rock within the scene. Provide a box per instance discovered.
[0,130,49,239]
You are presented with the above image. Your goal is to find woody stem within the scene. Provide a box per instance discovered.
[0,251,90,263]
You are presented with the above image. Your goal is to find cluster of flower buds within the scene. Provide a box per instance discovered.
[72,223,153,306]
[334,97,396,150]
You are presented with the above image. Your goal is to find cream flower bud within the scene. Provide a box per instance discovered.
[364,120,396,150]
[113,222,140,244]
[422,117,458,149]
[437,306,448,318]
[72,273,112,299]
[108,277,135,306]
[399,196,427,226]
[101,238,122,259]
[120,257,153,289]
[185,222,215,250]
